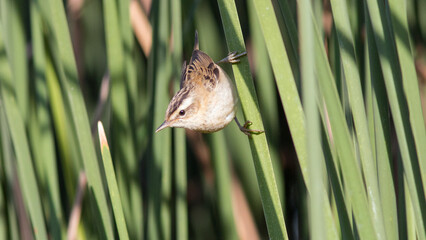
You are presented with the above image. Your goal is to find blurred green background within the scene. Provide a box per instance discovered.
[0,0,425,239]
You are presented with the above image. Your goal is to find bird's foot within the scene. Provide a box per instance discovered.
[216,51,247,64]
[236,120,264,136]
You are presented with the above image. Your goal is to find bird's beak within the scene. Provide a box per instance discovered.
[155,120,170,133]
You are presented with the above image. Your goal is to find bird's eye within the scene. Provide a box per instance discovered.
[179,110,185,116]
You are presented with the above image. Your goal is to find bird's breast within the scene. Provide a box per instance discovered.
[196,68,238,132]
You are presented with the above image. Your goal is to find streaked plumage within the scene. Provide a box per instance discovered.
[156,31,263,135]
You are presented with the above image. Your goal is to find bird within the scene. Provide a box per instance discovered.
[155,31,264,136]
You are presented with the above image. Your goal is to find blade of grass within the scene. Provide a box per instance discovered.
[97,122,130,240]
[171,0,187,238]
[0,0,28,122]
[247,0,278,139]
[147,0,172,238]
[319,117,354,239]
[195,1,226,62]
[247,0,285,208]
[365,0,426,236]
[102,0,141,237]
[328,26,343,103]
[249,0,340,238]
[329,0,386,238]
[0,107,20,240]
[39,0,115,237]
[29,1,63,238]
[388,0,426,183]
[250,0,305,182]
[268,0,300,87]
[160,106,172,240]
[365,14,398,240]
[0,106,20,240]
[0,23,48,240]
[312,16,377,239]
[120,0,138,132]
[174,128,187,240]
[299,0,324,239]
[276,0,300,82]
[117,4,144,236]
[119,0,142,216]
[44,47,80,203]
[216,0,287,238]
[120,10,145,236]
[208,133,239,240]
[327,29,354,223]
[388,7,426,229]
[224,120,263,223]
[405,178,417,239]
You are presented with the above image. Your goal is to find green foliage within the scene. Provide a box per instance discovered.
[0,0,425,239]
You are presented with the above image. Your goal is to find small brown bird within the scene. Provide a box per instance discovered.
[155,31,263,136]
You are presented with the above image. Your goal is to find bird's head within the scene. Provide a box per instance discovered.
[155,87,201,132]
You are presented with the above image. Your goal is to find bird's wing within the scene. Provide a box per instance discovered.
[182,50,219,91]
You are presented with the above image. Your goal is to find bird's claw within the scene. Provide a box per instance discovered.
[243,121,252,128]
[227,51,247,63]
[216,51,247,64]
[239,121,264,136]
